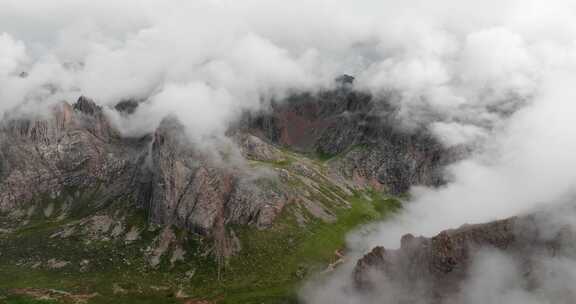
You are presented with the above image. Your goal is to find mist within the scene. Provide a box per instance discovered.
[299,0,576,302]
[3,0,576,303]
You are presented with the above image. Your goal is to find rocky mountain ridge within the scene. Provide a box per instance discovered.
[353,208,576,303]
[0,87,449,249]
[0,85,451,303]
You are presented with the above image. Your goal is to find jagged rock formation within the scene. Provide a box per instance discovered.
[0,97,289,258]
[0,97,141,213]
[141,118,291,258]
[0,85,451,259]
[353,212,576,303]
[243,89,449,194]
[0,84,460,303]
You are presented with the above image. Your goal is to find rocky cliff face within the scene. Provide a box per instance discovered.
[140,118,292,258]
[0,97,291,257]
[0,86,450,259]
[243,89,449,194]
[0,97,141,214]
[353,211,576,303]
[0,86,458,302]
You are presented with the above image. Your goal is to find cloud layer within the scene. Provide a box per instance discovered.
[3,0,574,141]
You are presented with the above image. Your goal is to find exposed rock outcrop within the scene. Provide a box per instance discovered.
[353,211,576,303]
[0,97,141,213]
[0,85,453,259]
[145,117,288,236]
[243,89,450,194]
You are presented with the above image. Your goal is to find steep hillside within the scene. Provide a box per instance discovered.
[0,86,448,303]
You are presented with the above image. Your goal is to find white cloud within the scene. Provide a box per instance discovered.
[0,32,27,76]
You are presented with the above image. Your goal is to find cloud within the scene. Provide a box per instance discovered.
[0,32,27,76]
[1,0,571,141]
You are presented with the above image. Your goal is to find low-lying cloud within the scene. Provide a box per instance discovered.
[3,0,574,141]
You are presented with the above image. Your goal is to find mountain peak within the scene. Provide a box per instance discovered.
[73,96,102,116]
[335,74,355,90]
